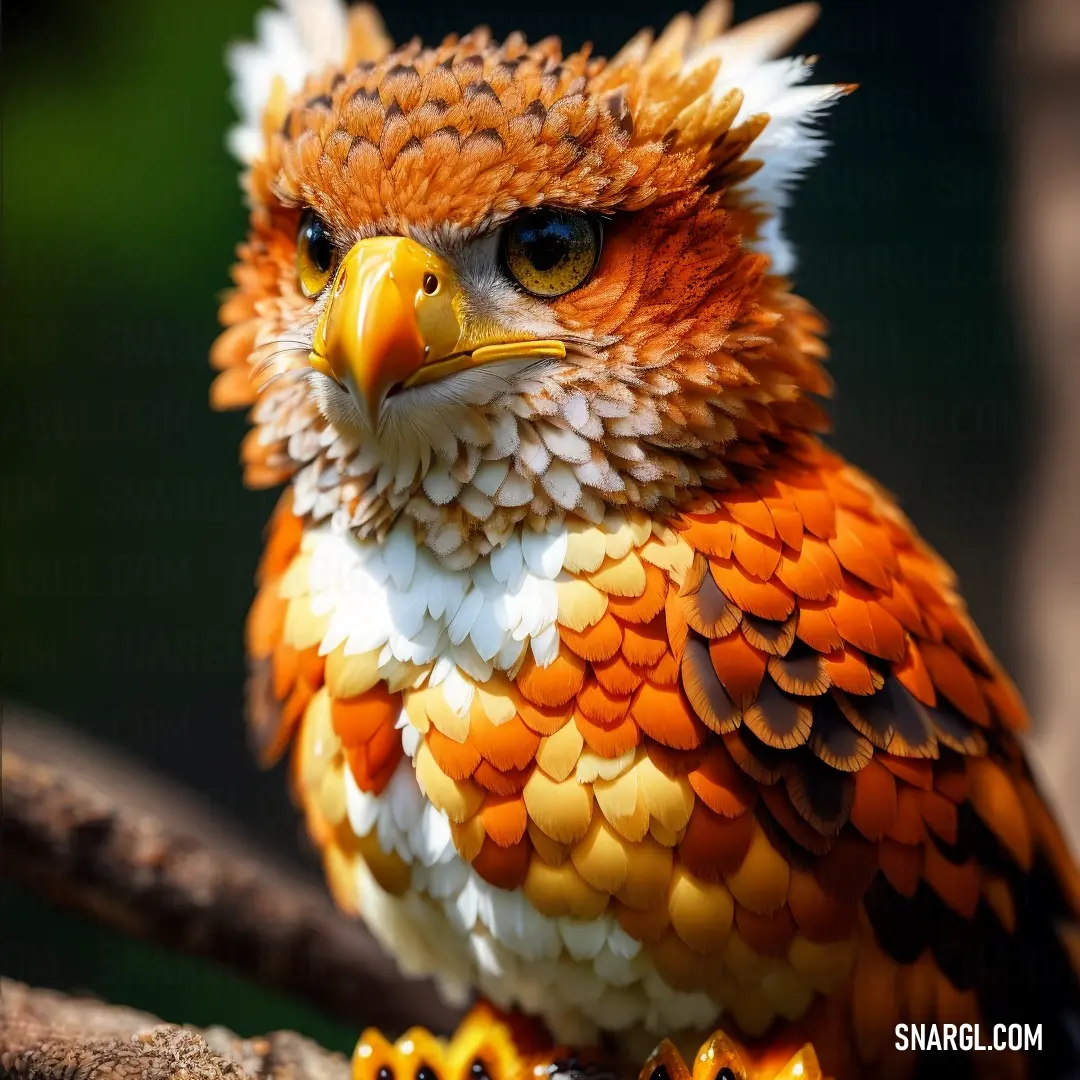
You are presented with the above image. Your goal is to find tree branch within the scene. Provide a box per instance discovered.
[0,978,351,1080]
[0,706,460,1035]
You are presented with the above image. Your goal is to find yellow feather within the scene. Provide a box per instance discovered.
[297,689,339,794]
[588,552,648,597]
[326,644,383,699]
[650,819,682,847]
[640,536,695,586]
[420,684,472,743]
[577,746,636,783]
[523,857,610,919]
[535,720,584,781]
[356,830,412,895]
[724,825,790,914]
[316,761,348,827]
[627,511,654,548]
[450,815,487,862]
[571,816,630,894]
[322,841,360,915]
[602,511,635,559]
[523,768,595,845]
[520,773,591,846]
[667,862,734,954]
[414,743,483,823]
[563,520,608,573]
[383,658,428,694]
[401,689,431,733]
[283,595,329,651]
[723,930,784,985]
[278,553,311,599]
[556,576,609,631]
[594,764,651,842]
[527,820,572,866]
[638,752,696,832]
[617,834,673,910]
[474,674,518,727]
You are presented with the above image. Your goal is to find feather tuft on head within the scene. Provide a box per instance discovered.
[226,0,389,164]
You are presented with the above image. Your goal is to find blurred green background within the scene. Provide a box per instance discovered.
[2,0,1022,1050]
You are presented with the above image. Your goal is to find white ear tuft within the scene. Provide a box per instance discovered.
[226,0,350,165]
[690,3,848,276]
[724,58,848,276]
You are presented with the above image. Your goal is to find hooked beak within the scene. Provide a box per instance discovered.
[308,236,566,429]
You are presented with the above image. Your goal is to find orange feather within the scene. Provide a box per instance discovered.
[515,645,586,708]
[679,803,755,881]
[708,631,767,709]
[559,613,624,662]
[632,681,708,751]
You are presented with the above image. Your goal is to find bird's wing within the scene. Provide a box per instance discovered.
[489,430,1078,1073]
[245,435,1080,1071]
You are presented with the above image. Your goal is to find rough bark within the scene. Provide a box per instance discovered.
[0,979,351,1080]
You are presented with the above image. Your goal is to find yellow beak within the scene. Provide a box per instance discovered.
[309,236,566,429]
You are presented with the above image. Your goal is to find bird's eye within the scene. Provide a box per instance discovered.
[501,208,601,298]
[297,208,337,297]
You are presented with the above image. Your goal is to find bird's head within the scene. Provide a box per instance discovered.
[213,0,850,567]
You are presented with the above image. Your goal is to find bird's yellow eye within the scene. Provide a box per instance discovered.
[296,209,337,298]
[502,209,601,298]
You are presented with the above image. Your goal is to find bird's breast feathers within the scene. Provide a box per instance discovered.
[244,436,1058,1058]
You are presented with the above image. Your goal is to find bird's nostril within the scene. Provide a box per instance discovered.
[422,272,439,295]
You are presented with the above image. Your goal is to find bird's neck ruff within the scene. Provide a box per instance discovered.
[236,267,831,570]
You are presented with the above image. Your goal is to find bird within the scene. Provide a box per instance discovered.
[210,1,1080,1076]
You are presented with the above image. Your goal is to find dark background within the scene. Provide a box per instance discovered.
[2,0,1023,1051]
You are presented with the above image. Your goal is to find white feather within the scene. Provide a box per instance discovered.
[472,459,510,497]
[494,471,534,508]
[383,518,418,590]
[226,0,349,164]
[470,934,506,978]
[470,600,505,662]
[448,640,494,683]
[452,877,480,932]
[488,531,522,584]
[537,421,593,465]
[558,918,609,961]
[541,459,583,511]
[421,461,463,505]
[520,526,568,580]
[447,587,484,646]
[496,635,526,672]
[343,768,380,837]
[592,945,640,987]
[530,623,560,668]
[441,665,475,716]
[400,721,422,759]
[606,922,643,960]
